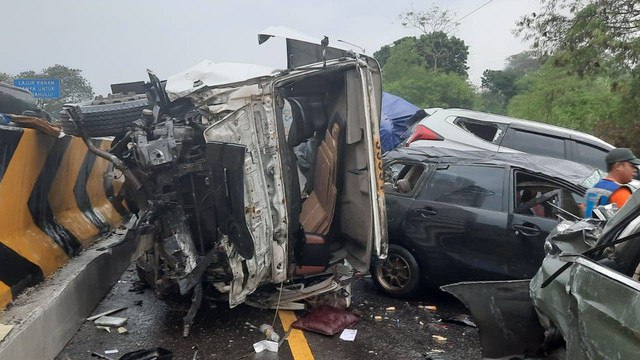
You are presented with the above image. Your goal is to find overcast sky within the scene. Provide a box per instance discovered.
[1,0,541,96]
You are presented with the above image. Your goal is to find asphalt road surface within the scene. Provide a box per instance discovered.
[57,266,481,359]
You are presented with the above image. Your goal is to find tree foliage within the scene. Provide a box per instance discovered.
[374,33,469,77]
[477,51,540,114]
[507,60,621,132]
[11,64,94,119]
[516,0,640,74]
[375,29,474,109]
[398,5,459,35]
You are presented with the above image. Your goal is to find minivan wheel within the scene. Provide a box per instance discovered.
[373,244,420,297]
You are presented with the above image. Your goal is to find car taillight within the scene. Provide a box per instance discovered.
[405,124,444,146]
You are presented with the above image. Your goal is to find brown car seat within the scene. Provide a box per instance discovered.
[295,114,345,275]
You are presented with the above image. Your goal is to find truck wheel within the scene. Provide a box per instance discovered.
[372,244,421,297]
[60,93,149,137]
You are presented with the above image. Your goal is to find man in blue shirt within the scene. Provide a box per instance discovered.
[584,148,639,217]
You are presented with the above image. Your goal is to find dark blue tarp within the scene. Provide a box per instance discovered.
[380,92,420,152]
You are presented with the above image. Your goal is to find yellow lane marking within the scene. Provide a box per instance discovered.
[278,310,314,360]
[0,282,12,309]
[0,130,68,275]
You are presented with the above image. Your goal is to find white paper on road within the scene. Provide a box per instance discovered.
[340,328,357,341]
[0,324,14,341]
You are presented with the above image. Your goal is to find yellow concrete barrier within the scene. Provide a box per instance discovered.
[0,126,127,309]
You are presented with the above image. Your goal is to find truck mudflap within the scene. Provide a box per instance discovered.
[441,280,545,359]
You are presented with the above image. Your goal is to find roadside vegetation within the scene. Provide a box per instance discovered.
[375,0,640,153]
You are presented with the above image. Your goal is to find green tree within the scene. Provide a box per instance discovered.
[507,61,621,132]
[504,50,541,76]
[0,72,12,83]
[14,64,93,118]
[516,0,639,75]
[476,51,540,114]
[399,5,459,35]
[374,33,469,78]
[416,31,469,76]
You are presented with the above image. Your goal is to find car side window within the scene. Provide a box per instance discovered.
[505,129,566,158]
[419,165,504,211]
[453,117,506,145]
[571,141,608,171]
[513,172,583,219]
[384,162,427,194]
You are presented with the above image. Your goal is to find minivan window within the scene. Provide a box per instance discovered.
[454,117,505,144]
[571,141,608,171]
[507,129,565,158]
[420,165,504,211]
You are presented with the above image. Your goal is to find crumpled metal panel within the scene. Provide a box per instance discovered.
[442,280,545,359]
[564,262,640,359]
[203,99,287,307]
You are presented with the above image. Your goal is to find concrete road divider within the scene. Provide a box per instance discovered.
[0,126,127,309]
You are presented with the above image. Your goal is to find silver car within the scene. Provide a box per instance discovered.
[406,108,614,171]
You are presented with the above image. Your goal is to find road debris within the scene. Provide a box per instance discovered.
[0,323,14,342]
[87,307,127,321]
[339,328,357,341]
[432,335,447,344]
[374,315,383,321]
[119,347,173,359]
[385,306,396,312]
[253,340,279,353]
[117,327,128,334]
[292,305,360,335]
[104,349,119,355]
[259,324,280,342]
[443,314,476,328]
[96,326,111,333]
[94,316,128,327]
[90,352,114,359]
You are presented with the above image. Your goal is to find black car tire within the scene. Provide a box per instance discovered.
[373,244,420,297]
[60,96,149,137]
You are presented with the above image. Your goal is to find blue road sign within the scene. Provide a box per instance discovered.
[13,79,60,99]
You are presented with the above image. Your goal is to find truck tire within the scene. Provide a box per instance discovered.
[60,94,149,137]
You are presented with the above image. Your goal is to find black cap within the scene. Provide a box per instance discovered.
[605,148,640,165]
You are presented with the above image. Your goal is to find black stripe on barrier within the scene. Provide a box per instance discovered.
[74,139,110,233]
[0,126,24,183]
[28,136,83,256]
[0,242,44,299]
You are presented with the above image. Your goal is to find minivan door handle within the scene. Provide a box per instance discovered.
[415,207,438,218]
[512,224,540,236]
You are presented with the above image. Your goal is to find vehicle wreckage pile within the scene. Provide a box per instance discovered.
[62,50,387,337]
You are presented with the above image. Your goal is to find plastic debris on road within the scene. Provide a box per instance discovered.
[96,326,111,333]
[443,314,476,328]
[86,307,127,322]
[432,335,447,344]
[253,340,279,353]
[94,316,127,327]
[0,324,14,342]
[339,329,357,341]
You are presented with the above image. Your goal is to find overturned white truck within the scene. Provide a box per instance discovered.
[62,32,388,336]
